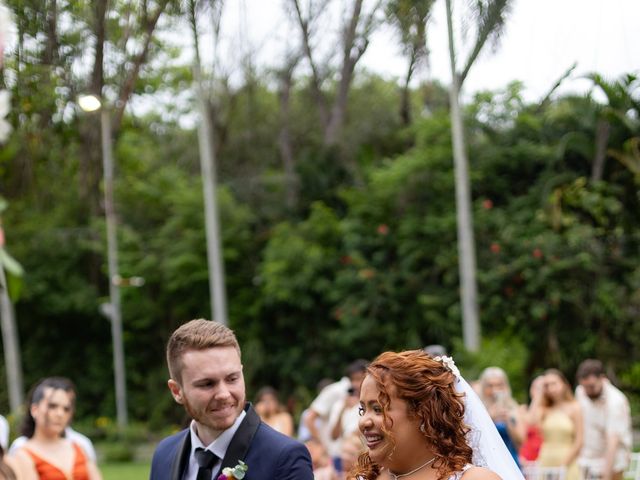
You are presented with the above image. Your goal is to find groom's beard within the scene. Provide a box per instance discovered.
[183,394,245,433]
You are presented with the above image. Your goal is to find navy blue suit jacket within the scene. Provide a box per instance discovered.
[150,404,313,480]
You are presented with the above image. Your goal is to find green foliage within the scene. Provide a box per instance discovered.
[1,0,638,425]
[453,334,529,402]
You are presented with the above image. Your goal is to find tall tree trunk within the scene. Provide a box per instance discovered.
[292,0,378,151]
[0,265,23,414]
[446,0,480,352]
[78,0,108,214]
[400,49,418,126]
[591,118,610,182]
[290,0,330,127]
[324,0,364,147]
[190,0,228,325]
[277,57,300,211]
[113,0,171,134]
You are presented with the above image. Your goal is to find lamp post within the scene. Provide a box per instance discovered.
[78,94,128,429]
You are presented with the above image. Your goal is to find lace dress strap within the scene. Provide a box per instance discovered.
[448,464,473,480]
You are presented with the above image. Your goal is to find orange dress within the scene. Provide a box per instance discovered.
[24,443,89,480]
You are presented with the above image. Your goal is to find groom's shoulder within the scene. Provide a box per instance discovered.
[248,423,313,478]
[153,428,189,456]
[251,422,309,456]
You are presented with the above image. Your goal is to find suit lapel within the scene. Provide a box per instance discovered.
[215,404,261,477]
[169,430,191,480]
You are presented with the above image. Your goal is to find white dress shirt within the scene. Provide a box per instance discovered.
[183,410,246,480]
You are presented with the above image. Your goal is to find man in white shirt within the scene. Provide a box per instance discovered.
[304,359,368,471]
[575,359,632,480]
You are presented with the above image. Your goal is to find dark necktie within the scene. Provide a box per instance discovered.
[194,448,218,480]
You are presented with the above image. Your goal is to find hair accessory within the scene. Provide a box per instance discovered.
[434,355,461,379]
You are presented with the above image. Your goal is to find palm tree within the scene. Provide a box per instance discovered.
[445,0,512,351]
[386,0,436,125]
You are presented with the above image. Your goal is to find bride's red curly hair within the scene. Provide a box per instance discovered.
[348,350,472,480]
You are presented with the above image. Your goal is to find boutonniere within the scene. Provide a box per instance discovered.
[217,460,248,480]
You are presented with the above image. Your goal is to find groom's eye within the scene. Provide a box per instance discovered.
[358,406,364,416]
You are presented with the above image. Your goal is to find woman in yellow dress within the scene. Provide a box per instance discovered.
[534,369,583,480]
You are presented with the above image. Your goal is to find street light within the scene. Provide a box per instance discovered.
[78,94,128,429]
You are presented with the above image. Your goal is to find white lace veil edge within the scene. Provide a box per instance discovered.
[454,375,525,480]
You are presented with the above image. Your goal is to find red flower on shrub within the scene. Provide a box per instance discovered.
[490,243,501,254]
[532,248,543,259]
[359,268,376,279]
[377,224,389,235]
[340,255,353,265]
[482,199,494,210]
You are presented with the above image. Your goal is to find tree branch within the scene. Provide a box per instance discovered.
[290,0,329,125]
[112,0,171,134]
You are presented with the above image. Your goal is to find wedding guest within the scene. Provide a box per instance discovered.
[479,366,525,467]
[297,378,333,443]
[9,378,96,463]
[304,359,368,468]
[254,386,294,437]
[0,447,16,480]
[305,439,339,480]
[9,377,102,480]
[518,375,545,466]
[534,369,583,480]
[0,416,8,452]
[338,431,364,479]
[328,360,368,469]
[575,359,632,480]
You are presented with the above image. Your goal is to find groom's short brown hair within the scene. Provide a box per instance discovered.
[166,318,241,382]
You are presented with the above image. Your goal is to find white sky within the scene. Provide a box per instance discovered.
[219,0,639,102]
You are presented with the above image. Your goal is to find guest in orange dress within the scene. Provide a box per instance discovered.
[9,378,102,480]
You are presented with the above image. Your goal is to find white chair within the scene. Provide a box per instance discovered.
[521,464,567,480]
[625,452,640,480]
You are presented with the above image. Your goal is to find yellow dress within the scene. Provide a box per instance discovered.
[537,410,580,480]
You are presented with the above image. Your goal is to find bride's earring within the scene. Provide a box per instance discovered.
[420,422,426,433]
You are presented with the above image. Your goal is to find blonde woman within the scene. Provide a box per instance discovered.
[478,367,525,468]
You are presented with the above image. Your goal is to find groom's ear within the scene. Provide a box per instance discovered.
[168,379,184,404]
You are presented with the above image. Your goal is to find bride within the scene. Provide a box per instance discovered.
[348,350,524,480]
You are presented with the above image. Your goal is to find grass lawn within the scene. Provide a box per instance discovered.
[100,461,150,480]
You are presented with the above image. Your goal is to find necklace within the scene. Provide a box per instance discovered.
[388,456,436,479]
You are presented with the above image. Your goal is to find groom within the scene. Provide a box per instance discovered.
[150,319,314,480]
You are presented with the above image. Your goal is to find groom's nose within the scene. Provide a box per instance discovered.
[213,381,232,400]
